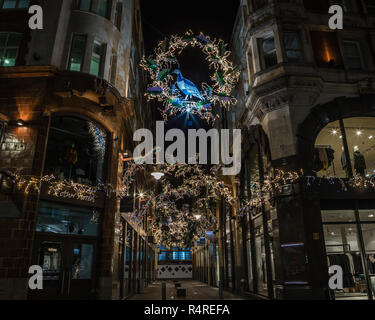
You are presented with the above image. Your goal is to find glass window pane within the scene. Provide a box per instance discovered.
[322,210,355,223]
[359,210,375,222]
[79,0,91,11]
[72,243,94,279]
[69,35,86,72]
[2,0,16,8]
[18,0,29,8]
[284,34,299,50]
[98,0,108,17]
[0,34,7,47]
[39,242,62,280]
[286,50,301,61]
[36,201,101,236]
[7,33,22,46]
[90,55,100,76]
[262,37,275,53]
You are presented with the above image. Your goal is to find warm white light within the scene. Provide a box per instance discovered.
[339,135,343,139]
[356,130,362,136]
[354,146,359,151]
[369,214,374,218]
[151,172,164,180]
[369,136,373,140]
[331,129,338,135]
[139,192,144,198]
[194,214,201,220]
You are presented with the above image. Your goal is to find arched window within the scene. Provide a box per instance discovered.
[315,117,375,178]
[44,115,108,185]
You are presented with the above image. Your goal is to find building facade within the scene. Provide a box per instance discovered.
[0,0,157,300]
[194,0,375,300]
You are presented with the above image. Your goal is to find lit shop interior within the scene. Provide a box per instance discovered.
[315,117,375,300]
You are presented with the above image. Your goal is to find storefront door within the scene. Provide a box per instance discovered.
[29,234,97,300]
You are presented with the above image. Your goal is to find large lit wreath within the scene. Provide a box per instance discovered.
[140,30,240,123]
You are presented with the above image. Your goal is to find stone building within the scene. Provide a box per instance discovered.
[0,0,156,300]
[194,0,375,300]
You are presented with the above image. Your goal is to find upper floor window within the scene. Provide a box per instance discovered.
[342,41,362,70]
[44,116,108,186]
[0,0,29,9]
[68,34,87,72]
[283,33,303,62]
[98,0,110,18]
[0,32,22,67]
[363,0,375,14]
[114,1,123,30]
[90,41,105,77]
[260,35,277,69]
[79,0,91,11]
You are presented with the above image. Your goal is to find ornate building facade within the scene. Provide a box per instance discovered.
[194,0,375,300]
[0,0,156,300]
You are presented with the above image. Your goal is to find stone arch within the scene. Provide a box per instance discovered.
[296,94,375,172]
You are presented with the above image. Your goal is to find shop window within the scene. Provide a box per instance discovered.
[260,35,277,69]
[44,116,107,185]
[342,41,363,70]
[79,0,91,11]
[72,243,94,279]
[310,31,344,68]
[36,201,101,236]
[68,34,86,72]
[0,0,29,9]
[90,41,105,77]
[315,117,375,178]
[363,0,375,14]
[0,32,22,67]
[283,33,303,62]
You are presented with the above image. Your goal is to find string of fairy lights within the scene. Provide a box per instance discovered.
[7,162,375,248]
[140,30,240,124]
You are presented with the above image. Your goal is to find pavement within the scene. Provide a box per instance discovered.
[128,280,245,300]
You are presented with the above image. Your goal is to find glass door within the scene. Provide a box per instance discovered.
[29,235,97,300]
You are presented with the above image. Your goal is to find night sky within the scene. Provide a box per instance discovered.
[141,0,240,131]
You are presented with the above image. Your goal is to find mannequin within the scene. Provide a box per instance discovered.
[353,150,366,177]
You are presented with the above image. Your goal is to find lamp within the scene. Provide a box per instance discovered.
[16,119,25,126]
[151,172,164,180]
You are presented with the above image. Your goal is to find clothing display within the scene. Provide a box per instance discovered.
[367,254,375,274]
[353,150,366,177]
[313,147,335,172]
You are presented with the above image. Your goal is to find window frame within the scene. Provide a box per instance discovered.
[90,40,106,77]
[0,0,29,9]
[259,34,278,70]
[0,32,22,67]
[67,34,87,72]
[342,40,363,70]
[283,32,304,63]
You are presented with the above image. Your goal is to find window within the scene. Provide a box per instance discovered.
[98,0,109,18]
[364,0,375,14]
[79,0,91,11]
[44,116,108,186]
[0,32,22,67]
[343,41,362,70]
[0,0,29,9]
[261,36,277,69]
[114,1,123,30]
[90,41,105,77]
[68,34,86,72]
[283,33,303,62]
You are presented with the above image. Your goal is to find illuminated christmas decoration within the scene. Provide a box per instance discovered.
[140,30,240,123]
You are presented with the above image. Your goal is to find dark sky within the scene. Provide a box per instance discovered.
[141,0,240,54]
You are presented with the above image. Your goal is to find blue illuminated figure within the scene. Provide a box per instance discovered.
[172,69,203,101]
